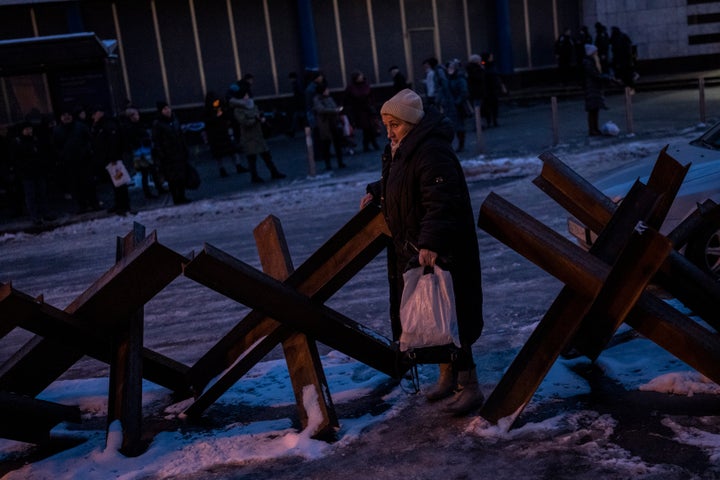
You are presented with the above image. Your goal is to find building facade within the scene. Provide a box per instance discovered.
[0,0,718,125]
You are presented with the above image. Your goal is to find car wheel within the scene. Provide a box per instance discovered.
[685,222,720,280]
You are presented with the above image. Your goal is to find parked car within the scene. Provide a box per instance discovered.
[567,121,720,280]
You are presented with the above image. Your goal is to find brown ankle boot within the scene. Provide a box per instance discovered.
[444,367,484,416]
[425,363,457,401]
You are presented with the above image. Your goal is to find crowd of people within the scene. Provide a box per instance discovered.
[4,33,633,227]
[419,52,506,152]
[555,22,638,136]
[0,76,293,224]
[554,22,637,91]
[0,53,506,226]
[0,104,145,226]
[0,102,193,225]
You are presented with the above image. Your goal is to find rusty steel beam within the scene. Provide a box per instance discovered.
[186,206,393,392]
[0,231,189,397]
[184,215,341,439]
[0,391,81,444]
[253,215,339,438]
[183,243,400,378]
[0,276,190,396]
[477,192,717,426]
[534,151,720,329]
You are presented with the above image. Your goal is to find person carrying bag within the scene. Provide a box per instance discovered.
[360,89,485,416]
[399,260,460,353]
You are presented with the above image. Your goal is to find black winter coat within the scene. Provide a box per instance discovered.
[343,81,375,131]
[152,114,189,183]
[368,109,483,346]
[11,133,48,180]
[583,56,607,112]
[466,62,485,102]
[204,107,238,159]
[90,116,124,167]
[53,120,93,169]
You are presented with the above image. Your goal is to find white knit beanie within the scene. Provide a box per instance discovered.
[380,88,425,124]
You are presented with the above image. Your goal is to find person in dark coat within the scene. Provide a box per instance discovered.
[203,91,248,178]
[480,52,506,128]
[10,121,52,224]
[610,26,636,92]
[446,59,470,152]
[52,108,101,213]
[594,22,611,74]
[303,70,327,162]
[90,105,133,215]
[582,44,608,136]
[466,54,485,135]
[344,71,379,152]
[152,101,191,205]
[286,72,306,137]
[0,129,25,217]
[360,88,484,416]
[312,84,346,170]
[574,26,593,76]
[554,28,576,85]
[466,54,485,107]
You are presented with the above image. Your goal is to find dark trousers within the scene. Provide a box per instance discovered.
[361,126,379,151]
[247,151,282,179]
[318,131,345,169]
[72,170,100,212]
[168,181,187,204]
[138,165,165,197]
[22,177,48,221]
[588,109,600,135]
[482,98,499,126]
[112,184,131,212]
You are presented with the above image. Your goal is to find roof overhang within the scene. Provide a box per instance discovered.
[0,32,116,76]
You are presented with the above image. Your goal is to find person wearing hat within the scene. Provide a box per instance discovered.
[359,89,485,415]
[582,43,608,136]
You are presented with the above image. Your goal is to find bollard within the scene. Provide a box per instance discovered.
[699,77,706,125]
[624,87,635,135]
[304,126,316,177]
[551,96,559,146]
[474,103,485,154]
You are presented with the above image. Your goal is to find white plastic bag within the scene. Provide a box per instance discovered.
[601,120,620,136]
[399,265,460,351]
[105,161,133,187]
